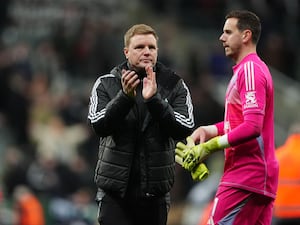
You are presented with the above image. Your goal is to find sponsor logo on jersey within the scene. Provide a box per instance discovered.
[244,91,258,108]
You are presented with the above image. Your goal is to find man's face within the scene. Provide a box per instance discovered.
[124,34,158,71]
[219,18,244,61]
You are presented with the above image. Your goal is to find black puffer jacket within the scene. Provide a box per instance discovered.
[88,61,194,198]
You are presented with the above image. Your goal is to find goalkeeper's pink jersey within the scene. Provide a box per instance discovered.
[218,53,279,199]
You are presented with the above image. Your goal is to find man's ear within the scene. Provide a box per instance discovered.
[124,48,128,59]
[242,30,252,42]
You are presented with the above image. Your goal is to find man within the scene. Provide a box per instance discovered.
[273,123,300,225]
[87,24,194,225]
[176,10,279,225]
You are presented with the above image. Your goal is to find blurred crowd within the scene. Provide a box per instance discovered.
[0,0,299,225]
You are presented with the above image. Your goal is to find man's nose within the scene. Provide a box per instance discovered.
[143,47,151,54]
[219,34,225,42]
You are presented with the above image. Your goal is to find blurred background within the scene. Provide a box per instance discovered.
[0,0,299,225]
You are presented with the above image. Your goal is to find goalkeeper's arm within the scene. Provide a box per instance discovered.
[190,122,224,144]
[182,134,230,171]
[184,114,265,171]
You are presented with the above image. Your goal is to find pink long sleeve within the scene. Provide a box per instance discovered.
[227,113,263,146]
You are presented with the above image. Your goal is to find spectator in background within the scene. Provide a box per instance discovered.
[2,146,29,198]
[12,185,45,225]
[87,24,194,225]
[0,42,32,146]
[260,32,296,80]
[273,123,300,225]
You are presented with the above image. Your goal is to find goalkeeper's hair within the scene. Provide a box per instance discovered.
[225,10,261,44]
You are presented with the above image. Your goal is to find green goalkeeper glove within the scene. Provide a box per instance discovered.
[175,137,209,181]
[177,136,227,171]
[175,154,209,181]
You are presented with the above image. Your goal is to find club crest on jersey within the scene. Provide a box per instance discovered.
[244,91,258,108]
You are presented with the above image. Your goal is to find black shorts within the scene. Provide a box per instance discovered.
[97,191,169,225]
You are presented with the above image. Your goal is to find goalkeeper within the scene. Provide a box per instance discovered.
[176,10,279,225]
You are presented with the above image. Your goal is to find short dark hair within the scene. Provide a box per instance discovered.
[225,10,261,44]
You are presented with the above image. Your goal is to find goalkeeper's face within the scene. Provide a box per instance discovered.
[219,17,244,62]
[124,34,158,72]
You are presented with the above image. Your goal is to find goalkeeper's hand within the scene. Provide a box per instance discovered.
[175,137,209,181]
[175,154,209,181]
[176,136,226,171]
